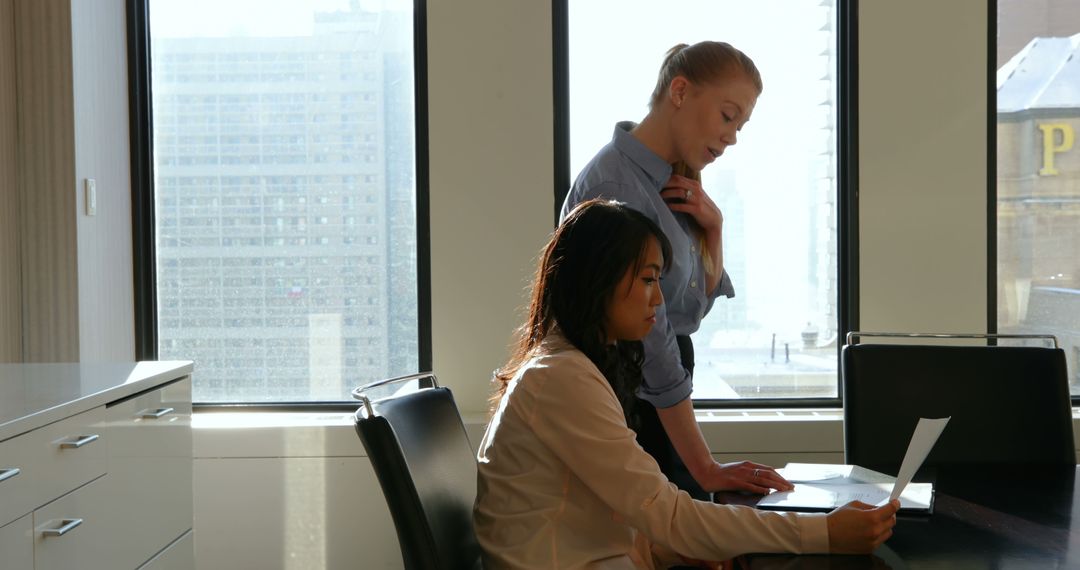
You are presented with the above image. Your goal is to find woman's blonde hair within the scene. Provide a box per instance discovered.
[653,42,760,278]
[649,41,762,109]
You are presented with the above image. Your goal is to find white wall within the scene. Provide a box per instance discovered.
[858,0,989,334]
[427,0,555,416]
[72,0,135,362]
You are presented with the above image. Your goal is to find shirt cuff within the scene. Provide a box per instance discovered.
[637,378,693,409]
[797,513,830,553]
[712,269,735,299]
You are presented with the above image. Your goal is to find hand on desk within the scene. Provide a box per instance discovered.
[698,460,795,494]
[826,500,900,554]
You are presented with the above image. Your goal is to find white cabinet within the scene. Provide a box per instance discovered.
[104,378,193,569]
[0,363,193,570]
[0,514,32,570]
[0,431,40,531]
[139,530,194,570]
[0,406,106,529]
[33,475,113,570]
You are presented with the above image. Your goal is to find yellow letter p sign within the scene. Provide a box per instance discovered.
[1039,123,1074,176]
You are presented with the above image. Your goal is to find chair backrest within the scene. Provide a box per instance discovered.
[353,375,481,570]
[842,342,1075,474]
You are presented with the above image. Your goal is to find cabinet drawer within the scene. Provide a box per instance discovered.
[0,514,33,570]
[105,377,193,569]
[34,475,113,570]
[0,406,107,527]
[0,436,35,527]
[106,377,191,460]
[138,529,194,570]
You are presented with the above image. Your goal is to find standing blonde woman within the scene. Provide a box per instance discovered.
[561,41,788,500]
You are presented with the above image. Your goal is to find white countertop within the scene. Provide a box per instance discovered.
[0,361,193,442]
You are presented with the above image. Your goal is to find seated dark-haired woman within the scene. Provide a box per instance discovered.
[473,199,899,569]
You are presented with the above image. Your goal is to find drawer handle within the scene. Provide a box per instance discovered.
[59,434,100,449]
[139,407,176,419]
[0,468,19,483]
[42,518,83,537]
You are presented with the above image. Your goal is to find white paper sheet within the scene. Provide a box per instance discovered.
[758,481,934,512]
[887,417,950,503]
[778,463,896,485]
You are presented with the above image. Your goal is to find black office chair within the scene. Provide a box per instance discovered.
[842,332,1075,475]
[352,373,483,570]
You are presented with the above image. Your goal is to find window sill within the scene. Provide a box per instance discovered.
[191,408,1080,460]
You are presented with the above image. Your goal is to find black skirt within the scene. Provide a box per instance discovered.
[632,334,710,501]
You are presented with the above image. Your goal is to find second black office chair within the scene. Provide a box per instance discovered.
[353,373,482,570]
[842,333,1075,475]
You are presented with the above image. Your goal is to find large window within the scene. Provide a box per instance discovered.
[146,0,422,403]
[566,0,844,400]
[996,1,1080,394]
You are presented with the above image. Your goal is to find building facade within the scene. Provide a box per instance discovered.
[153,5,416,402]
[998,35,1080,389]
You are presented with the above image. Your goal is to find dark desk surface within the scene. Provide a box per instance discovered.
[721,465,1080,570]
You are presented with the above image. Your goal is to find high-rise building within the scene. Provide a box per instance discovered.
[152,4,416,402]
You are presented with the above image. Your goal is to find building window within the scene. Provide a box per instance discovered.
[566,0,842,400]
[147,1,421,403]
[996,2,1080,394]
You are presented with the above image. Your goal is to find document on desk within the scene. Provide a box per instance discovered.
[756,417,950,514]
[756,481,934,513]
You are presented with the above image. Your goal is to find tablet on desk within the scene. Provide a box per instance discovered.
[755,478,934,515]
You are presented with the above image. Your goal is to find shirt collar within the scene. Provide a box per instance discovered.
[540,327,574,355]
[611,121,672,188]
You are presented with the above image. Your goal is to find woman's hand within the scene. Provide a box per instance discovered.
[826,500,900,554]
[660,174,723,234]
[660,173,727,288]
[696,460,794,494]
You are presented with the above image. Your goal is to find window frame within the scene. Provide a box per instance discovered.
[988,0,997,345]
[126,0,432,409]
[551,0,859,409]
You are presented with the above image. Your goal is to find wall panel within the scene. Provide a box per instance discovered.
[427,0,555,414]
[0,0,20,362]
[13,0,79,361]
[72,0,134,361]
[859,0,989,335]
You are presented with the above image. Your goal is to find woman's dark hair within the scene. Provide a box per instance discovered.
[492,199,672,425]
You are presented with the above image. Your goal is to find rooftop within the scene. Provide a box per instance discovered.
[999,34,1080,114]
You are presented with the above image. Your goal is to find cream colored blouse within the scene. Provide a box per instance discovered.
[474,334,829,569]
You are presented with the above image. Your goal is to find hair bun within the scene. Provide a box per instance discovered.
[664,43,690,60]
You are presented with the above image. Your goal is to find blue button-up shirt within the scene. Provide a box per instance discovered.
[561,122,735,408]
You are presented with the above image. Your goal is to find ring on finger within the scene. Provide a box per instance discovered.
[685,189,693,200]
